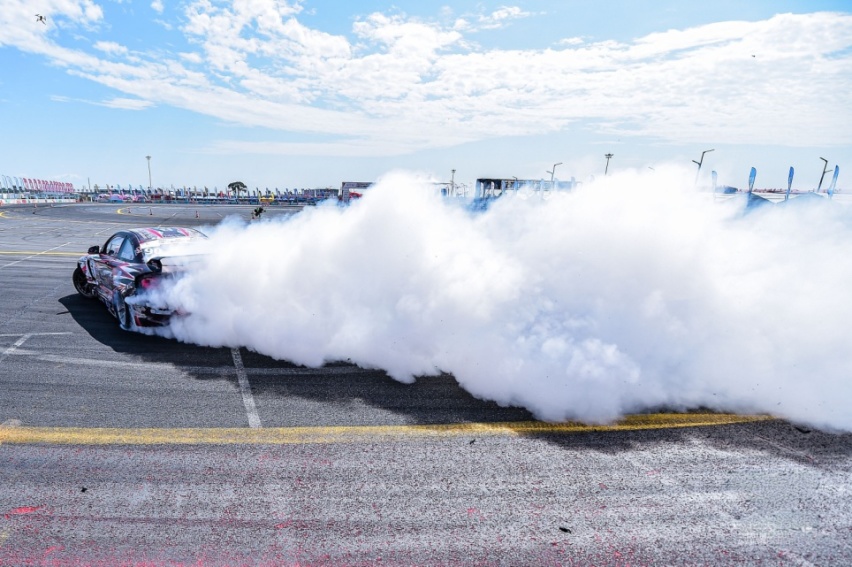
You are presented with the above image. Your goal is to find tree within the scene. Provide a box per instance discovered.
[228,181,247,196]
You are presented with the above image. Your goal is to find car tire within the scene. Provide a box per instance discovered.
[114,294,134,331]
[73,267,97,299]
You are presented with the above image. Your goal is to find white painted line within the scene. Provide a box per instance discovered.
[0,243,71,270]
[753,434,816,463]
[8,352,232,374]
[95,225,121,235]
[0,334,32,365]
[3,349,372,376]
[0,332,72,337]
[231,348,262,429]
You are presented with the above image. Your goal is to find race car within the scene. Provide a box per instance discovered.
[73,227,207,330]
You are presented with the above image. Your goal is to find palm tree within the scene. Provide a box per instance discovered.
[227,181,248,198]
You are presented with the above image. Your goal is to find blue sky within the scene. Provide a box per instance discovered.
[1,0,850,192]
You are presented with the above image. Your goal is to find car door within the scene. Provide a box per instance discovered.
[91,234,126,302]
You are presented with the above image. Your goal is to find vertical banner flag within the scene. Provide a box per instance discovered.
[828,166,840,199]
[786,167,794,201]
[748,167,756,193]
[711,170,717,193]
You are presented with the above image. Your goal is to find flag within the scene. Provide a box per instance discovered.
[785,167,794,201]
[828,166,840,198]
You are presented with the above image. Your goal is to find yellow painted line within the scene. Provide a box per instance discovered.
[0,413,773,445]
[0,251,81,256]
[0,207,126,225]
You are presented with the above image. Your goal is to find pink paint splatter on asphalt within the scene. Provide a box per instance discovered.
[4,506,41,518]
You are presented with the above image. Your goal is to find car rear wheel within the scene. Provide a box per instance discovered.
[73,267,97,299]
[114,294,134,331]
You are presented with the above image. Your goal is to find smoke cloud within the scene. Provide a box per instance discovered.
[153,168,852,432]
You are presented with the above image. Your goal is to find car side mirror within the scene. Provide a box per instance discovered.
[88,245,100,254]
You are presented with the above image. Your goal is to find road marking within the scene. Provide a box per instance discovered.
[753,434,816,463]
[0,334,32,365]
[0,414,773,446]
[232,348,262,428]
[0,209,88,224]
[0,332,73,337]
[0,251,81,256]
[3,350,374,376]
[0,243,72,269]
[0,333,72,365]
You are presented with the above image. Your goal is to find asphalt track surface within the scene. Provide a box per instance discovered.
[0,203,850,566]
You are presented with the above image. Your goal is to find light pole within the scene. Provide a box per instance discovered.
[451,169,456,196]
[604,153,614,175]
[146,155,152,193]
[692,149,714,185]
[817,157,830,193]
[547,162,562,185]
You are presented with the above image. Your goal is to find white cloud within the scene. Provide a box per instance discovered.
[179,51,203,64]
[151,0,164,14]
[477,6,532,29]
[49,93,152,110]
[1,4,851,155]
[99,97,153,110]
[93,41,128,55]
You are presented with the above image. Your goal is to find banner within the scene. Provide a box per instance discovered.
[828,165,840,198]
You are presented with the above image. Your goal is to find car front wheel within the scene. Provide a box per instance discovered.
[73,267,97,299]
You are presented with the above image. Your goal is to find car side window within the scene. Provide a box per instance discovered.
[117,238,138,262]
[104,236,125,257]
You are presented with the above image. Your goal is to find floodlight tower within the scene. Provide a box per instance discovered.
[451,169,456,196]
[692,149,714,185]
[146,155,152,193]
[817,157,830,193]
[604,153,614,175]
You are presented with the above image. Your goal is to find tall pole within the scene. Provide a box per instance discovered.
[451,169,456,196]
[146,155,152,193]
[817,157,830,193]
[692,149,714,185]
[547,162,562,184]
[604,153,613,175]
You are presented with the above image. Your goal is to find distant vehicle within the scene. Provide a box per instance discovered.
[73,227,207,330]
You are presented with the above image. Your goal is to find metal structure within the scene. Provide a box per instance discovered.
[692,149,714,185]
[146,156,152,192]
[547,162,562,184]
[605,153,613,175]
[817,157,830,193]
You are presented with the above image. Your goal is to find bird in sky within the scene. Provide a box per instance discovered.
[35,14,46,24]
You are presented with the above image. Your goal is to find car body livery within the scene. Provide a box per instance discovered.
[73,227,206,330]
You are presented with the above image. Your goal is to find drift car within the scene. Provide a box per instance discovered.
[73,227,206,330]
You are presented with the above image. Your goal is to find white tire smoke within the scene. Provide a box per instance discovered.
[154,168,852,432]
